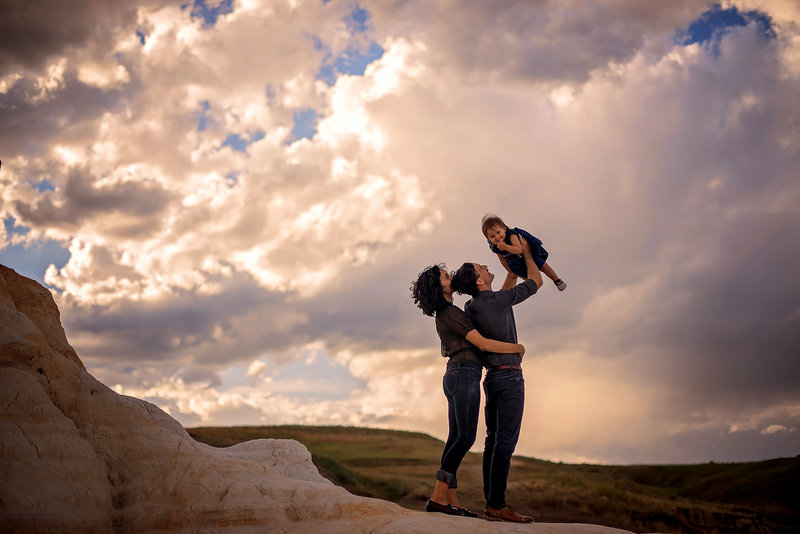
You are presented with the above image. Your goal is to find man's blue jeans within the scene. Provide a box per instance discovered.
[482,368,525,508]
[436,362,482,488]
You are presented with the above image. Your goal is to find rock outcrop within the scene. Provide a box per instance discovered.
[0,265,633,533]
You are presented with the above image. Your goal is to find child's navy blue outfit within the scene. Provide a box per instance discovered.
[488,227,548,278]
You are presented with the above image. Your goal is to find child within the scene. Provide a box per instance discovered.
[481,213,567,291]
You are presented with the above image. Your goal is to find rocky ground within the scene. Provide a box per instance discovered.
[0,264,635,534]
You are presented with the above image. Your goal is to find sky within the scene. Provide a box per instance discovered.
[1,0,799,465]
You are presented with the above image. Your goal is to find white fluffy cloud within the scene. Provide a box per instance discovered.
[2,0,799,463]
[3,4,438,304]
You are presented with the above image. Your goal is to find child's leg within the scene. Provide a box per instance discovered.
[540,262,560,282]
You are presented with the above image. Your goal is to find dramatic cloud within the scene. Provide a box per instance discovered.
[2,0,799,464]
[0,0,155,76]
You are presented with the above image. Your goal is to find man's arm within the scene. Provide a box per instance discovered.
[498,255,518,290]
[488,276,538,312]
[500,272,518,291]
[487,237,542,310]
[521,239,543,289]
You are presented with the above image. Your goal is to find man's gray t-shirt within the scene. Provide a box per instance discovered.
[463,278,538,368]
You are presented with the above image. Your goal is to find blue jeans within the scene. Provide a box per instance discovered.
[436,362,482,488]
[482,368,525,508]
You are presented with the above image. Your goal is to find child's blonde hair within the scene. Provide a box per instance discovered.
[481,213,509,237]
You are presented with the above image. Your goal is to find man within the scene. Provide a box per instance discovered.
[451,241,542,523]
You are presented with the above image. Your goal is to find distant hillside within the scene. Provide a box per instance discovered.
[188,425,800,534]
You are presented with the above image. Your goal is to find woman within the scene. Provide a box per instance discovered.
[410,264,525,517]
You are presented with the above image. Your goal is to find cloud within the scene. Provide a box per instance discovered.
[369,0,717,83]
[0,72,129,157]
[2,6,440,303]
[245,360,268,379]
[0,0,156,77]
[761,424,789,435]
[2,0,800,464]
[111,345,442,434]
[14,166,172,237]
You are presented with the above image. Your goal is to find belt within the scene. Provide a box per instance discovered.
[447,353,483,366]
[447,360,482,369]
[491,364,522,371]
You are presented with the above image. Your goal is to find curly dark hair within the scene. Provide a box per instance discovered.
[410,264,448,316]
[451,262,480,297]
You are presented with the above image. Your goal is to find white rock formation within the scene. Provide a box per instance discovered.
[0,265,633,534]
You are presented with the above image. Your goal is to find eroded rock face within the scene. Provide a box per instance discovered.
[0,265,632,534]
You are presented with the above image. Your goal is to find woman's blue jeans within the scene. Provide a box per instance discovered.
[482,367,525,508]
[436,362,482,488]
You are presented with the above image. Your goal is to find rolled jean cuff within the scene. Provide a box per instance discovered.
[435,469,457,488]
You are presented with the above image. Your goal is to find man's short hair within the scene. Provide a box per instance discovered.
[481,213,509,238]
[451,262,480,297]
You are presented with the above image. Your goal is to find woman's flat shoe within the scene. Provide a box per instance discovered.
[425,500,465,515]
[455,506,478,518]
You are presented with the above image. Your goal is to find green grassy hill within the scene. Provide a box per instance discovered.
[187,425,799,534]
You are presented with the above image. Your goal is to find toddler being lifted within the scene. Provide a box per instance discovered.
[481,213,567,292]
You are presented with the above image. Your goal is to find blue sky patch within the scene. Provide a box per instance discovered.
[1,217,69,285]
[345,4,371,33]
[314,4,385,86]
[218,350,366,400]
[225,172,239,187]
[310,34,324,51]
[221,130,265,152]
[334,41,384,77]
[271,353,366,400]
[4,215,29,237]
[194,100,211,131]
[135,28,147,45]
[28,178,56,193]
[286,108,320,144]
[316,39,385,86]
[678,4,774,54]
[316,63,338,86]
[190,0,234,28]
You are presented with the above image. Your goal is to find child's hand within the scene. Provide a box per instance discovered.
[494,240,508,250]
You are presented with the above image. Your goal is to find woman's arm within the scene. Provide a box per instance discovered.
[465,329,525,358]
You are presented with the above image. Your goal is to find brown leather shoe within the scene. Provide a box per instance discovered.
[483,505,534,523]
